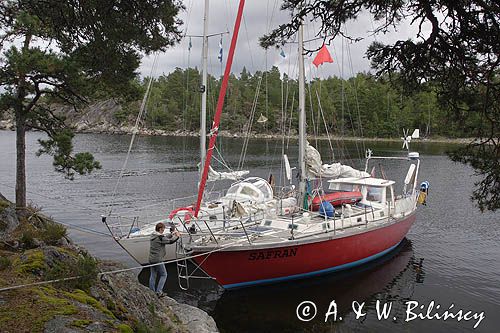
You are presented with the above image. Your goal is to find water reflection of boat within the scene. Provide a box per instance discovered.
[208,239,423,332]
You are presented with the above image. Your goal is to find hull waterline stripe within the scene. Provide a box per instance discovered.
[222,240,403,289]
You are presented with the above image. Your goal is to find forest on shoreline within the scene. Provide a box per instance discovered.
[113,66,482,139]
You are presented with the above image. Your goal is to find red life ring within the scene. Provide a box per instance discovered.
[168,206,195,224]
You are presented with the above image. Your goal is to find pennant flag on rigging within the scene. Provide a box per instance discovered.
[280,48,286,58]
[312,44,333,67]
[218,36,223,63]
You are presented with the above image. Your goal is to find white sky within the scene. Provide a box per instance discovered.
[138,0,431,81]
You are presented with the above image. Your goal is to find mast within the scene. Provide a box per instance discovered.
[341,36,344,136]
[200,0,209,180]
[298,23,307,207]
[194,0,246,217]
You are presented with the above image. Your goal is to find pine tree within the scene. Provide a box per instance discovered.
[0,0,183,209]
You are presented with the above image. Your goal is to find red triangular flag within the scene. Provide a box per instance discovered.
[313,44,333,67]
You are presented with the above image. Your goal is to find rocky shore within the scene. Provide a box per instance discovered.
[0,100,472,144]
[0,193,218,333]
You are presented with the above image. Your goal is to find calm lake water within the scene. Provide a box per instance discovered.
[0,131,498,332]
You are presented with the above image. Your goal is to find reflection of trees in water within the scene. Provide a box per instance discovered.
[341,251,425,330]
[138,239,425,332]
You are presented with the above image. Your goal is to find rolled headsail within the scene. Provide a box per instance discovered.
[207,165,249,182]
[306,142,369,179]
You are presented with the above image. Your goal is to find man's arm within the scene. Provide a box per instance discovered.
[159,233,179,245]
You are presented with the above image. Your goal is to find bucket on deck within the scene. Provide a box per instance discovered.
[319,201,335,218]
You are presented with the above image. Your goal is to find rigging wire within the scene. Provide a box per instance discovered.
[279,67,285,187]
[330,31,364,165]
[0,183,112,237]
[238,74,264,170]
[106,53,160,217]
[284,38,298,151]
[329,41,350,161]
[345,28,367,157]
[315,89,336,161]
[286,91,296,150]
[262,0,282,179]
[183,39,191,131]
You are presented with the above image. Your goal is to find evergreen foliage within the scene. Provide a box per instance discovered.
[259,0,499,211]
[0,0,184,208]
[133,67,474,139]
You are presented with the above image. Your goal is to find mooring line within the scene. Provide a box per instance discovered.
[0,238,245,293]
[0,181,104,215]
[0,182,112,237]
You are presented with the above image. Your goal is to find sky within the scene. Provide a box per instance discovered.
[138,0,430,81]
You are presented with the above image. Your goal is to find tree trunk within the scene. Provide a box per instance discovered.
[14,33,32,210]
[15,110,27,209]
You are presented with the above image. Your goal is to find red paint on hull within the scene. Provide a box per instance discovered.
[192,214,416,287]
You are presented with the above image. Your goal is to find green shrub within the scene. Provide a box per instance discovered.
[40,221,67,245]
[45,252,98,291]
[0,256,11,270]
[20,228,37,249]
[74,253,99,290]
[0,199,9,212]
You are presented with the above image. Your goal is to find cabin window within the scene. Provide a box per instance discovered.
[380,211,385,217]
[209,215,217,221]
[366,187,383,202]
[264,220,272,226]
[330,183,357,192]
[288,224,298,230]
[357,217,362,223]
[240,186,259,199]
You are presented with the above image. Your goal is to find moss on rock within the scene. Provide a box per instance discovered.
[0,194,218,333]
[0,287,78,332]
[117,323,135,333]
[13,249,46,275]
[70,319,92,328]
[64,289,115,318]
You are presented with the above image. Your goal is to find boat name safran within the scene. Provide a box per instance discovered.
[248,248,298,261]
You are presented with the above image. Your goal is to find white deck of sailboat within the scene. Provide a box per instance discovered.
[187,201,413,251]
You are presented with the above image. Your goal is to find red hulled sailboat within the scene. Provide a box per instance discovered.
[177,0,426,289]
